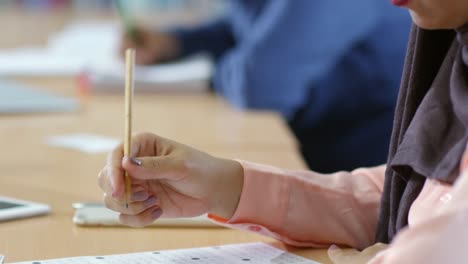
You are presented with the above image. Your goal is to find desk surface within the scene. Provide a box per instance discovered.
[0,10,329,264]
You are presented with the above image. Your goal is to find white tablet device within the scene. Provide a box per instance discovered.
[72,203,219,228]
[0,196,50,222]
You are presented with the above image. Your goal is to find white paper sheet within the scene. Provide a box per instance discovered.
[81,51,211,93]
[10,243,321,264]
[0,22,213,93]
[0,48,85,76]
[47,133,119,153]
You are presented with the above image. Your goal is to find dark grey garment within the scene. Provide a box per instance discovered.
[376,24,468,243]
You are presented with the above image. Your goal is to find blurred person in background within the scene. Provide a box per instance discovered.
[120,0,411,173]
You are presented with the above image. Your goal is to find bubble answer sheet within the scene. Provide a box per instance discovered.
[10,243,321,264]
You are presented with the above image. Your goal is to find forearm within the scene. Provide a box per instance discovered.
[209,161,385,249]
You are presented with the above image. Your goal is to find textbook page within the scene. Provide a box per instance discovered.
[10,243,321,264]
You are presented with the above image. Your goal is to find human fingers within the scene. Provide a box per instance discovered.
[104,192,159,216]
[328,245,361,264]
[97,166,146,198]
[118,33,134,58]
[119,205,163,227]
[119,29,159,64]
[97,166,112,195]
[118,28,147,54]
[105,143,126,197]
[122,155,187,181]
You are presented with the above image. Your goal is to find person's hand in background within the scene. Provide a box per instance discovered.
[119,28,181,65]
[98,133,244,227]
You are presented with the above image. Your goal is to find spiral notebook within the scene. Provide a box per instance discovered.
[10,243,320,264]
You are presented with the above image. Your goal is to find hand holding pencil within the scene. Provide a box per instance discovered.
[115,0,180,65]
[119,28,181,65]
[98,131,245,227]
[97,48,245,227]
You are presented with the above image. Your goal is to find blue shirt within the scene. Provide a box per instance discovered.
[172,0,411,172]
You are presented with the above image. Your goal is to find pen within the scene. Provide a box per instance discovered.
[124,48,135,208]
[0,254,4,264]
[115,0,142,45]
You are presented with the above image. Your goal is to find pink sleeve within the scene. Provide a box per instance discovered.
[208,160,385,250]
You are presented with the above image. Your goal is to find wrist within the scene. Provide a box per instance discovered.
[210,158,244,219]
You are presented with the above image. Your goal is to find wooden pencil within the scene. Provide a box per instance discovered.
[124,48,135,208]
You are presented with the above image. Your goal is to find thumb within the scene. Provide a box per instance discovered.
[122,156,185,181]
[328,244,359,264]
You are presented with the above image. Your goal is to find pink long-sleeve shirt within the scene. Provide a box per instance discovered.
[208,148,468,263]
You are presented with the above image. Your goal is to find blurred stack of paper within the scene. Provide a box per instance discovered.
[0,48,85,76]
[47,133,119,153]
[0,22,213,93]
[0,80,78,113]
[86,55,213,93]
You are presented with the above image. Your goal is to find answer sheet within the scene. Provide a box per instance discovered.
[10,243,320,264]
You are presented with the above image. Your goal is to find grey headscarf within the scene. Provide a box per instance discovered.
[376,23,468,243]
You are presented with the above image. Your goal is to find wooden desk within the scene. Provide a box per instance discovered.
[0,79,329,263]
[0,10,329,264]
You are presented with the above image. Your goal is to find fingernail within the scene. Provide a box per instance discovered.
[329,244,339,251]
[130,157,142,166]
[151,208,163,220]
[144,196,158,207]
[132,191,149,201]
